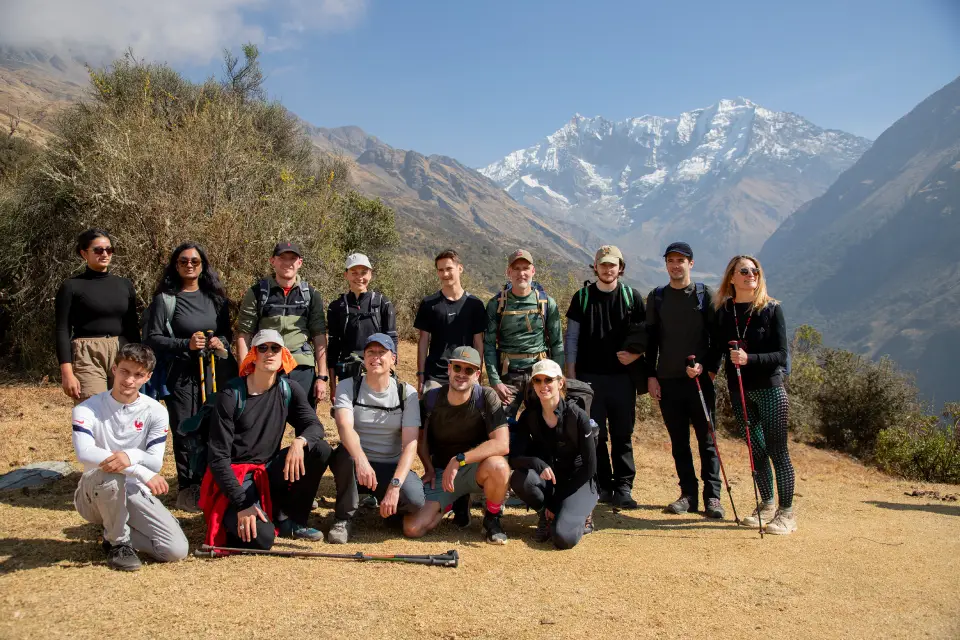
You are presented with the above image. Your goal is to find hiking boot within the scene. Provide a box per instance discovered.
[739,500,776,527]
[611,490,639,510]
[598,489,614,505]
[583,513,595,536]
[764,508,797,535]
[106,542,142,572]
[359,494,379,509]
[175,485,201,513]
[533,510,553,543]
[451,494,472,529]
[278,519,324,542]
[704,498,725,519]
[481,510,508,545]
[327,519,351,544]
[665,495,698,514]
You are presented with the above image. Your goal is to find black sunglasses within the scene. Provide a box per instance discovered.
[533,376,558,385]
[451,363,478,376]
[178,257,202,267]
[738,267,760,276]
[256,344,283,354]
[91,246,114,255]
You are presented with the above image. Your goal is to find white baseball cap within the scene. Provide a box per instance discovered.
[530,359,563,379]
[345,253,372,270]
[251,329,285,348]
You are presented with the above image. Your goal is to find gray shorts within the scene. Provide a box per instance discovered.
[423,463,482,512]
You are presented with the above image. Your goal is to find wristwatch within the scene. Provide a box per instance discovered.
[316,374,329,382]
[390,477,402,488]
[456,453,467,467]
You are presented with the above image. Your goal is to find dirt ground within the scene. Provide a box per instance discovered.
[1,342,958,639]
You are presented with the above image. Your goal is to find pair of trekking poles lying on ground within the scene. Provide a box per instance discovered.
[194,545,460,567]
[688,340,765,538]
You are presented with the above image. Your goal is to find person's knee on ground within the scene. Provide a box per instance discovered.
[149,531,190,562]
[509,468,544,510]
[403,501,443,538]
[552,525,584,550]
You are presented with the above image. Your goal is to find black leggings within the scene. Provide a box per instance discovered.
[730,385,795,508]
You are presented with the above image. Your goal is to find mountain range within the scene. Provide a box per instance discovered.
[480,100,871,278]
[761,75,960,404]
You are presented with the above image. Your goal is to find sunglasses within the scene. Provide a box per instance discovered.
[178,257,202,267]
[90,246,114,255]
[451,363,478,376]
[738,267,760,276]
[533,376,558,385]
[256,344,283,354]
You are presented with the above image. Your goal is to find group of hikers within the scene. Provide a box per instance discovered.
[59,228,796,571]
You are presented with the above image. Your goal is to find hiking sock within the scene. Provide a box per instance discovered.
[485,500,502,515]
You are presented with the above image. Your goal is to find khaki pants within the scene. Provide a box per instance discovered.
[72,337,121,402]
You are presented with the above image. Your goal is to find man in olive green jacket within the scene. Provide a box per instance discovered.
[236,242,329,407]
[483,249,564,421]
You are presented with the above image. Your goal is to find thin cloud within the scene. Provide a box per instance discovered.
[0,0,368,64]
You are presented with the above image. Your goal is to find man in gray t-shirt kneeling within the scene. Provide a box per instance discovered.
[328,333,424,544]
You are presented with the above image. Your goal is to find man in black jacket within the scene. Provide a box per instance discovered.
[645,242,724,519]
[203,329,334,549]
[564,245,644,509]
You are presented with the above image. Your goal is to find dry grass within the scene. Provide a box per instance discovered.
[1,341,958,639]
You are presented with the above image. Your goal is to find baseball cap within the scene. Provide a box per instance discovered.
[273,241,302,258]
[663,242,693,259]
[595,245,623,265]
[345,253,373,270]
[251,329,285,348]
[508,249,534,267]
[530,359,563,379]
[448,346,481,368]
[363,332,396,354]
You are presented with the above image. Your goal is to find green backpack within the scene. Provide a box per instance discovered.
[177,376,292,484]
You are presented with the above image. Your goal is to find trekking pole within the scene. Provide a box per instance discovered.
[197,332,207,404]
[194,544,460,567]
[728,340,764,538]
[205,330,217,393]
[687,356,740,524]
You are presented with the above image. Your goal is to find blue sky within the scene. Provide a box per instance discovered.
[236,0,960,167]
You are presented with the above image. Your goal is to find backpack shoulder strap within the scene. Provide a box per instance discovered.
[424,386,442,416]
[255,279,271,316]
[227,377,248,418]
[654,285,665,317]
[695,282,706,312]
[299,281,311,308]
[396,378,406,413]
[280,377,292,408]
[352,371,364,406]
[579,281,591,315]
[495,284,508,316]
[160,293,177,336]
[472,384,485,414]
[621,282,634,309]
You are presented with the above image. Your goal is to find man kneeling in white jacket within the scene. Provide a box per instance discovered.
[71,343,188,571]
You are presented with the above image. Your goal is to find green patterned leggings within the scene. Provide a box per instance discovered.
[730,385,795,508]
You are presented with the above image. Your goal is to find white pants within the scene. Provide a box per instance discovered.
[74,469,189,562]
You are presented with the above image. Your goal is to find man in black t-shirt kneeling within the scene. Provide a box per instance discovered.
[565,245,645,509]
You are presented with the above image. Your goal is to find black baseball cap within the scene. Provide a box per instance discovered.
[273,241,302,258]
[663,242,693,258]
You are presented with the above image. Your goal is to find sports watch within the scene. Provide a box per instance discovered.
[316,374,329,382]
[456,453,467,467]
[390,477,402,488]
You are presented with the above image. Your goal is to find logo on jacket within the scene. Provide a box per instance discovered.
[134,420,144,431]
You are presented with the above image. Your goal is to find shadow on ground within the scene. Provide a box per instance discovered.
[0,537,100,573]
[865,500,960,517]
[0,473,81,511]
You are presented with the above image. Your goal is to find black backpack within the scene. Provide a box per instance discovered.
[339,291,384,335]
[177,376,292,484]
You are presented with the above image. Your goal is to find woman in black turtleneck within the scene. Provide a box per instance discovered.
[55,229,140,403]
[145,241,235,512]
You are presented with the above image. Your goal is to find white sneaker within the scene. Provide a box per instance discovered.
[764,509,797,535]
[739,501,776,528]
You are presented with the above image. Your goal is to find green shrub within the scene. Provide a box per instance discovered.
[874,403,960,483]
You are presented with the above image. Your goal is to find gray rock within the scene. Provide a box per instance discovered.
[0,461,75,491]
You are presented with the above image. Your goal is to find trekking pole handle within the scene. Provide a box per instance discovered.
[686,355,696,367]
[728,340,740,349]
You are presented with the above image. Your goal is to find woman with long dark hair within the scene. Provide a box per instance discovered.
[145,241,236,512]
[509,359,598,549]
[55,229,140,402]
[711,255,796,535]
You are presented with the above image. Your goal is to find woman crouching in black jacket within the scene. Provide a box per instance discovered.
[510,359,598,549]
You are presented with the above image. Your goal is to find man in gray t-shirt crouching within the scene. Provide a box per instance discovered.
[328,333,425,544]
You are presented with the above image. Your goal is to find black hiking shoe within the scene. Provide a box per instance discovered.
[452,495,472,529]
[704,498,725,519]
[481,510,508,545]
[611,490,639,510]
[598,489,614,504]
[665,495,698,514]
[106,542,142,572]
[533,510,553,543]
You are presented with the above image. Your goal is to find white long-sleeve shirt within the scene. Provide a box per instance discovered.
[71,391,170,487]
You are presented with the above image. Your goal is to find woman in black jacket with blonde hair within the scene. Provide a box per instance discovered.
[711,255,796,535]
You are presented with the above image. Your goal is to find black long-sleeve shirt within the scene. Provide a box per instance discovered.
[326,290,397,370]
[712,300,788,391]
[207,377,327,509]
[144,290,233,387]
[54,268,140,364]
[644,283,721,380]
[511,398,597,512]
